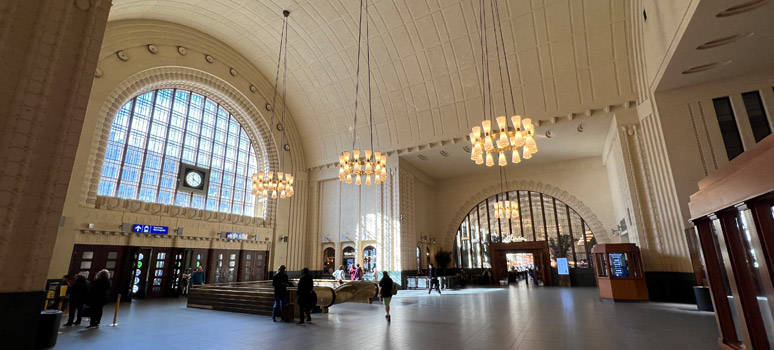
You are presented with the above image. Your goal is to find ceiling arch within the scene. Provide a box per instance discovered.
[110,0,635,167]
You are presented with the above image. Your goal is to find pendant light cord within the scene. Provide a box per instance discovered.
[279,15,289,171]
[268,14,288,170]
[490,0,508,117]
[366,0,374,153]
[493,0,518,117]
[352,0,365,150]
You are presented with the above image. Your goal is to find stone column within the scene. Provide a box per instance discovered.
[0,0,110,347]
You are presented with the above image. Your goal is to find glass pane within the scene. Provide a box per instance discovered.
[106,261,116,269]
[508,191,522,237]
[80,261,92,269]
[711,219,745,343]
[544,198,558,264]
[739,210,774,345]
[470,209,481,268]
[742,91,772,142]
[608,253,630,278]
[531,192,545,241]
[712,97,744,160]
[596,254,608,277]
[82,251,94,260]
[107,252,118,260]
[519,191,532,239]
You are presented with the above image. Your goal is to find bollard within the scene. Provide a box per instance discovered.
[108,294,121,327]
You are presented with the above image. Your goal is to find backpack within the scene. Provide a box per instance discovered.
[391,282,399,296]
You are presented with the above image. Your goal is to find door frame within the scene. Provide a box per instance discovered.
[490,241,553,286]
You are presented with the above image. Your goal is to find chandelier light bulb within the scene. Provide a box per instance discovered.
[486,153,494,167]
[512,150,521,164]
[498,152,507,166]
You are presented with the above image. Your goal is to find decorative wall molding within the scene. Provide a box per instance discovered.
[442,180,610,249]
[95,196,267,226]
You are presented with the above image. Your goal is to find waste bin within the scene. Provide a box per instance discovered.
[693,286,714,312]
[35,310,63,349]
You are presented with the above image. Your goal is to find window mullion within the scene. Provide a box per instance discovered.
[136,91,158,200]
[154,89,177,203]
[529,192,536,241]
[204,98,218,209]
[218,110,233,211]
[114,98,137,197]
[230,126,245,213]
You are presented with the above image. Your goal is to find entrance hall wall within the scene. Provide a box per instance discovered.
[48,20,311,278]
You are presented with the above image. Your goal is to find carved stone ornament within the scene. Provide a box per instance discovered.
[147,44,159,54]
[177,46,188,55]
[94,68,103,78]
[249,85,257,93]
[116,50,129,61]
[230,68,237,76]
[205,55,214,63]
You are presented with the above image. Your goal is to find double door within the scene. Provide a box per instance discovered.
[128,247,174,299]
[69,245,128,301]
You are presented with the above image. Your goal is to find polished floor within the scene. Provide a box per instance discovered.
[54,285,718,350]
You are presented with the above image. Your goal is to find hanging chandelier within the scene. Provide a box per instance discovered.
[469,0,538,167]
[494,199,519,219]
[338,0,386,186]
[252,10,294,199]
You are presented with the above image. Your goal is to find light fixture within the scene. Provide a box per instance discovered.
[469,0,538,166]
[494,200,519,219]
[338,0,386,186]
[252,10,294,199]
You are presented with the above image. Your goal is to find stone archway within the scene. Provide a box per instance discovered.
[442,180,610,249]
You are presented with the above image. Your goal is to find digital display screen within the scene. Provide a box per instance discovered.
[609,253,630,278]
[557,258,569,275]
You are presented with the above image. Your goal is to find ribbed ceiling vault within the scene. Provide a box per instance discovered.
[110,0,636,168]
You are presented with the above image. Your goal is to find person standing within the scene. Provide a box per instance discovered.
[272,265,289,322]
[296,268,314,324]
[349,265,357,280]
[332,265,345,284]
[355,264,363,281]
[180,268,191,296]
[63,275,89,326]
[427,263,441,294]
[378,271,394,322]
[86,269,111,329]
[191,266,205,286]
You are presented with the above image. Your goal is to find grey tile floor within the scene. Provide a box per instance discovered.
[54,285,719,350]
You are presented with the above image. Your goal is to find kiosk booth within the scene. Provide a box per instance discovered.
[592,243,648,301]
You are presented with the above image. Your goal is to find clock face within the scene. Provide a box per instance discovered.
[185,171,203,188]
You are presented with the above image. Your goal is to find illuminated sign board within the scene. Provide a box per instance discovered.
[557,257,569,275]
[132,224,169,235]
[224,232,249,240]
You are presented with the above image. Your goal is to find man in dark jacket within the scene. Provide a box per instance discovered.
[87,269,111,328]
[272,265,289,322]
[378,271,394,322]
[427,263,441,294]
[64,275,90,326]
[296,268,314,324]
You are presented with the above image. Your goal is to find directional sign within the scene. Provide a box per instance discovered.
[131,224,169,235]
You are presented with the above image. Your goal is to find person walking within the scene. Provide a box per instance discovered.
[355,264,363,281]
[180,268,191,296]
[191,266,205,286]
[86,269,111,329]
[332,265,345,284]
[378,271,394,322]
[272,265,289,322]
[427,263,441,294]
[63,275,89,326]
[296,268,314,324]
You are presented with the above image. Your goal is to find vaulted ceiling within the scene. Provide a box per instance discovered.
[110,0,636,168]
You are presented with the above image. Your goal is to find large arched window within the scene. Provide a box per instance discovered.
[453,190,597,269]
[98,89,267,217]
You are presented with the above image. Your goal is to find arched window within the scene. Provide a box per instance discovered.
[323,248,335,273]
[342,247,356,270]
[97,89,267,217]
[453,190,597,269]
[363,246,376,274]
[416,246,421,272]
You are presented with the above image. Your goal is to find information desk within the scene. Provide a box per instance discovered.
[592,243,648,301]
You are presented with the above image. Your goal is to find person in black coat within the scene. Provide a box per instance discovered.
[272,265,289,322]
[296,268,314,324]
[86,269,112,328]
[427,263,441,294]
[378,272,394,321]
[64,275,90,326]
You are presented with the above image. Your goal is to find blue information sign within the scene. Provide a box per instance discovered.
[557,257,569,275]
[132,224,169,235]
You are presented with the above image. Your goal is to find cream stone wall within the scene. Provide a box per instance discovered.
[639,0,698,89]
[47,20,310,278]
[655,71,774,226]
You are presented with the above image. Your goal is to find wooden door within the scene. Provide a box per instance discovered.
[209,249,238,284]
[238,250,269,281]
[146,248,172,298]
[68,245,127,301]
[129,248,151,299]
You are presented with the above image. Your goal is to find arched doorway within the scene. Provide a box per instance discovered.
[416,246,421,272]
[363,246,376,276]
[453,190,599,285]
[322,248,335,273]
[342,247,356,271]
